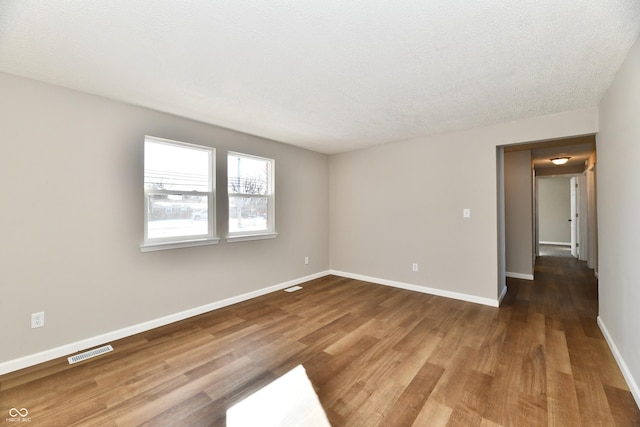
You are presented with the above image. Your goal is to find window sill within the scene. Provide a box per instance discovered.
[226,232,278,243]
[140,237,220,252]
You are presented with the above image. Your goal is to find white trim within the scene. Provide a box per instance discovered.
[0,269,507,375]
[0,270,330,376]
[498,285,508,305]
[143,136,217,248]
[140,237,220,252]
[539,241,571,246]
[227,151,275,239]
[597,316,640,408]
[506,272,534,280]
[226,232,278,243]
[330,270,499,307]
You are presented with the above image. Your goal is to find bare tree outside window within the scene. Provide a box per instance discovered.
[228,152,274,236]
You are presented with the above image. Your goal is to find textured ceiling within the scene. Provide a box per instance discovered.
[1,1,639,154]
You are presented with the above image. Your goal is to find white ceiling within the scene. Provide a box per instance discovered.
[1,1,639,154]
[531,141,595,170]
[505,135,596,170]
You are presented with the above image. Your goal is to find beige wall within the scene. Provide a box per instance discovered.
[330,107,597,304]
[538,176,571,244]
[0,72,330,368]
[0,69,601,374]
[504,150,534,278]
[585,152,598,272]
[597,34,640,404]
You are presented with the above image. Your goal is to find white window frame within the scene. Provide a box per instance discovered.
[140,136,219,252]
[227,151,277,242]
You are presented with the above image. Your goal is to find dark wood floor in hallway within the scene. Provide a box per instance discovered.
[1,257,638,426]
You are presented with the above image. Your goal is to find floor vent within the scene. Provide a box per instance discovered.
[284,285,303,293]
[68,345,114,364]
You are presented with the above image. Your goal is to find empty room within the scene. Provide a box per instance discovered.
[1,2,639,426]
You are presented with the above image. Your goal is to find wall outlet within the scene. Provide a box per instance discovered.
[304,256,309,265]
[412,263,419,272]
[31,312,44,329]
[463,208,471,218]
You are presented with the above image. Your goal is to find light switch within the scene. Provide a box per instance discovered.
[463,208,471,218]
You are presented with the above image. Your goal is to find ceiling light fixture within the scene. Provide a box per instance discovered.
[550,157,570,165]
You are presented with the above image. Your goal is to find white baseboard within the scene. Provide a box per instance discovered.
[0,271,330,376]
[330,270,499,307]
[498,285,508,305]
[0,269,504,375]
[506,272,534,280]
[597,316,640,409]
[539,241,571,246]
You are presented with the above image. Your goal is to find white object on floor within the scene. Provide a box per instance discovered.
[227,365,331,427]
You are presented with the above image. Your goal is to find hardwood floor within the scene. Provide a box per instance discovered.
[538,244,573,258]
[1,257,638,426]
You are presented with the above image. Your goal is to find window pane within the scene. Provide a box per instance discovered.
[229,196,268,233]
[145,140,211,192]
[147,194,209,239]
[228,154,269,195]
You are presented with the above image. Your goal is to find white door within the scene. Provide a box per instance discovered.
[570,177,578,257]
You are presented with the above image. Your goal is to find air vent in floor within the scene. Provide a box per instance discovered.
[284,286,303,293]
[68,345,114,364]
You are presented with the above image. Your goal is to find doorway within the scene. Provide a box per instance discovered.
[536,174,579,259]
[498,135,598,294]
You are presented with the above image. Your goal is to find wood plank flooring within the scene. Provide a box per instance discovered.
[1,257,638,426]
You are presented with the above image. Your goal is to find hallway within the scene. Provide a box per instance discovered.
[500,255,639,425]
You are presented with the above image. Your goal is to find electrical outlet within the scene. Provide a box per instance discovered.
[412,263,419,272]
[31,312,44,329]
[304,256,309,265]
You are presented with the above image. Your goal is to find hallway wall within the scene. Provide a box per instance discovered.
[597,33,640,406]
[504,150,534,279]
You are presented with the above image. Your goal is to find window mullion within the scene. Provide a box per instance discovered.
[141,136,218,251]
[227,152,274,239]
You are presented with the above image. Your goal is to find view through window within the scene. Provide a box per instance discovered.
[227,152,274,237]
[143,136,215,249]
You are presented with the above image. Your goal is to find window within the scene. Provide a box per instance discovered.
[227,152,276,242]
[140,136,219,251]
